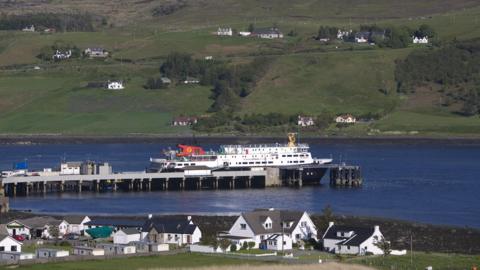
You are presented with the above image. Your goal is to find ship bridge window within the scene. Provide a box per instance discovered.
[293,155,298,157]
[255,162,260,164]
[243,162,248,164]
[249,162,254,164]
[282,155,286,157]
[300,161,305,163]
[287,155,292,157]
[262,161,267,164]
[268,161,273,164]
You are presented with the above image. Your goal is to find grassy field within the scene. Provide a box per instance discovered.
[352,252,480,270]
[0,253,271,270]
[0,1,479,136]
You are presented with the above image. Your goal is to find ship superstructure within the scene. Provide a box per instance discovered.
[150,134,332,172]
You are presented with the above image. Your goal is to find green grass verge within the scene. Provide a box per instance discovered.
[351,252,480,270]
[0,253,271,270]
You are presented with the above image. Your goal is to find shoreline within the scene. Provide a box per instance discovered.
[2,134,480,145]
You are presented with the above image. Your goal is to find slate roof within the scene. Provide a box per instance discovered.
[119,227,140,235]
[64,216,87,224]
[242,209,305,235]
[142,217,198,235]
[323,225,375,246]
[18,217,62,229]
[253,27,282,35]
[85,218,145,228]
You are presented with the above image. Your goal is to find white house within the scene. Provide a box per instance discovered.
[65,216,91,235]
[96,243,136,255]
[60,162,82,175]
[36,248,69,258]
[107,81,124,90]
[52,50,72,60]
[172,116,198,126]
[335,114,356,124]
[265,233,292,251]
[322,222,385,255]
[412,36,428,44]
[219,208,317,250]
[142,216,202,246]
[183,77,200,84]
[238,31,251,37]
[298,116,315,127]
[5,220,31,239]
[0,235,22,252]
[18,217,69,239]
[113,228,142,244]
[73,246,105,256]
[22,25,35,32]
[84,47,109,58]
[252,28,283,39]
[354,32,369,43]
[217,27,233,36]
[337,29,351,39]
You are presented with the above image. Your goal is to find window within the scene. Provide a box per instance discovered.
[347,245,350,250]
[300,221,307,227]
[240,224,247,230]
[0,247,4,251]
[11,246,17,252]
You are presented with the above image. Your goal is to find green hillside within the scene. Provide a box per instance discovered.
[0,1,479,137]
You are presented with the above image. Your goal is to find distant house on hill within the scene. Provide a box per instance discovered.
[322,222,385,255]
[412,36,429,44]
[107,81,124,90]
[297,115,315,127]
[52,50,72,60]
[172,116,198,126]
[354,32,370,43]
[252,28,283,39]
[183,77,200,84]
[43,28,56,33]
[84,47,109,58]
[335,114,356,124]
[217,27,233,36]
[238,31,251,37]
[22,25,35,32]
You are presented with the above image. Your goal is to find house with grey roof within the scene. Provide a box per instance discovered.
[113,228,142,244]
[142,216,202,246]
[322,222,385,255]
[219,208,317,250]
[18,217,69,239]
[252,27,283,39]
[64,216,91,236]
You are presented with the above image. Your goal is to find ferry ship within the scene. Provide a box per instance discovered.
[149,134,332,172]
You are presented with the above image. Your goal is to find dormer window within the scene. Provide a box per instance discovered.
[240,224,246,230]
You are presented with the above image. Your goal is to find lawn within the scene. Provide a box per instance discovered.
[0,253,272,270]
[241,48,408,116]
[351,252,480,270]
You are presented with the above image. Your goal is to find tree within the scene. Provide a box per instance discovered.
[241,241,248,250]
[248,23,255,33]
[48,225,59,240]
[460,89,479,116]
[319,204,334,231]
[230,244,237,252]
[247,241,256,250]
[219,239,231,252]
[416,24,435,38]
[374,236,392,256]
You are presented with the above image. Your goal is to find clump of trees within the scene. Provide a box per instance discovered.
[144,77,167,90]
[316,26,339,40]
[36,40,81,61]
[0,13,95,32]
[157,52,271,111]
[193,112,335,133]
[395,39,480,116]
[152,0,187,16]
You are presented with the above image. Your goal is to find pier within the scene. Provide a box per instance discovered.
[0,164,362,197]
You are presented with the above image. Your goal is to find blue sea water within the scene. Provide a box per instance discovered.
[1,142,479,228]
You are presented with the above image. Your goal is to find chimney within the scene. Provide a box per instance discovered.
[374,225,380,232]
[148,214,153,219]
[187,215,192,221]
[328,221,334,227]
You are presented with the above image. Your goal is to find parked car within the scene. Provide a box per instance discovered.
[13,235,25,242]
[64,233,79,240]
